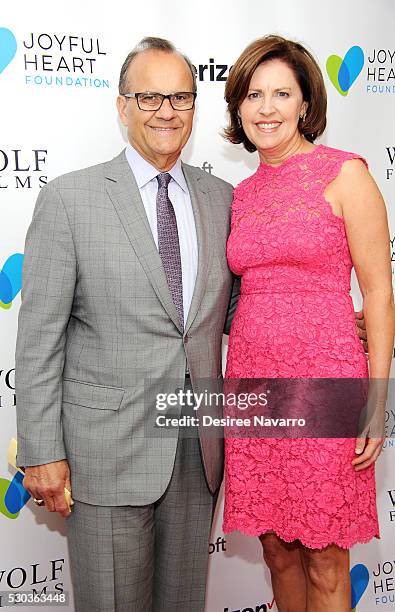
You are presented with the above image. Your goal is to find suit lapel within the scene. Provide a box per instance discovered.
[105,151,182,332]
[182,164,212,333]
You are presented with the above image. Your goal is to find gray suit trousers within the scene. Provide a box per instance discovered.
[66,431,214,612]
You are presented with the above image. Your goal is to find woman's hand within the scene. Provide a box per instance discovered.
[352,378,387,471]
[352,436,384,471]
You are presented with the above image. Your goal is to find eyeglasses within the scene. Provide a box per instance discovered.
[121,91,197,111]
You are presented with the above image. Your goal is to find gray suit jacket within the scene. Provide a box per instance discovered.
[15,150,236,505]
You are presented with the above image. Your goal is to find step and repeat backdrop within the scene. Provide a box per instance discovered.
[1,0,394,610]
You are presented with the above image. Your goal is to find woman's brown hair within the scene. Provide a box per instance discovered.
[224,35,327,152]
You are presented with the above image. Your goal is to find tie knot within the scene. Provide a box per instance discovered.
[157,172,172,189]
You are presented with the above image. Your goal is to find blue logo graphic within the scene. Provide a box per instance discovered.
[326,46,365,96]
[0,439,31,519]
[350,563,369,611]
[0,471,30,519]
[0,253,24,309]
[0,27,17,74]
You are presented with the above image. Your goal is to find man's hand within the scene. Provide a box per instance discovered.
[23,460,71,518]
[355,310,368,352]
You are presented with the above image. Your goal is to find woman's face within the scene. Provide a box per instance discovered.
[238,58,308,157]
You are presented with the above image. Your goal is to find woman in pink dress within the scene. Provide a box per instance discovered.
[223,36,395,611]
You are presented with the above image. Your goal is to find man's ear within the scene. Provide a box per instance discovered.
[116,95,128,126]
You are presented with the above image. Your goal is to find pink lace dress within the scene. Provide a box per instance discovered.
[223,145,379,549]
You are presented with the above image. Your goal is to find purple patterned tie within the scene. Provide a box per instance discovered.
[156,172,184,329]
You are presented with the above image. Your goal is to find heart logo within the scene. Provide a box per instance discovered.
[0,27,17,74]
[326,46,364,96]
[350,564,369,610]
[0,253,24,309]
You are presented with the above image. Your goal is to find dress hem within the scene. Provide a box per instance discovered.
[222,523,380,550]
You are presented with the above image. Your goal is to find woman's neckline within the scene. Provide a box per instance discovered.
[258,143,325,171]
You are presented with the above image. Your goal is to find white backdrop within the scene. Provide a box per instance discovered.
[1,1,394,610]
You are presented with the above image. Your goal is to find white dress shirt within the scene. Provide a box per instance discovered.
[125,144,198,323]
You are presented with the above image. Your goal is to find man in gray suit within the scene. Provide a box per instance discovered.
[16,37,236,612]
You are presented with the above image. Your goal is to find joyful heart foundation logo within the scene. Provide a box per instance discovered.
[350,564,369,611]
[0,27,17,74]
[0,253,24,310]
[0,471,30,519]
[326,46,364,96]
[1,440,31,519]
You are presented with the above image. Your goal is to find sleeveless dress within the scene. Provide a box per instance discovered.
[223,144,379,549]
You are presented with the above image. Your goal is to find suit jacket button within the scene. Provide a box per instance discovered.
[184,335,189,343]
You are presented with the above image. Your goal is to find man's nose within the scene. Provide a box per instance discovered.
[155,97,177,120]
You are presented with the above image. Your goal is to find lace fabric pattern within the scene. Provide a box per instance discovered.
[223,145,379,549]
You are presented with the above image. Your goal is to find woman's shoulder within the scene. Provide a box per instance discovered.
[233,169,261,200]
[317,144,368,169]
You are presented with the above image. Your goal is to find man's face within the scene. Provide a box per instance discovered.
[117,50,195,171]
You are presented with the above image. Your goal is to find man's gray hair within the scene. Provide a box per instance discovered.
[118,36,197,94]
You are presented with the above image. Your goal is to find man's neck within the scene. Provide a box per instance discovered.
[129,143,180,172]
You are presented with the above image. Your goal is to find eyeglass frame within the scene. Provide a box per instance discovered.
[120,91,197,111]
